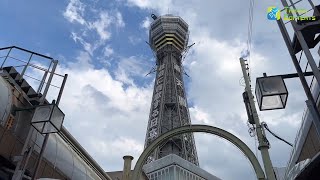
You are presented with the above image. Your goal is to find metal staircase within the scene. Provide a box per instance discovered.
[1,66,45,105]
[0,46,66,106]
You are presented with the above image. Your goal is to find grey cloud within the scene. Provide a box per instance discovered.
[195,134,257,180]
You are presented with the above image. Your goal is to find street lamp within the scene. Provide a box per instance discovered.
[255,75,288,111]
[31,102,65,134]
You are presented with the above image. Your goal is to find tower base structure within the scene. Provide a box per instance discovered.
[142,154,221,180]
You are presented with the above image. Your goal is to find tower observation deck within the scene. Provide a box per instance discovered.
[144,14,199,166]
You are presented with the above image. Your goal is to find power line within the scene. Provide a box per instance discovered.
[262,122,293,147]
[245,0,255,73]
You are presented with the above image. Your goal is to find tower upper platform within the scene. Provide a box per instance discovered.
[149,15,189,53]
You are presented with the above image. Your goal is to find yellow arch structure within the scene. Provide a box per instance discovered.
[132,125,266,180]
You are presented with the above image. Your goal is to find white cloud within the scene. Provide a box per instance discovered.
[128,36,142,45]
[92,137,143,157]
[114,56,149,86]
[127,0,150,8]
[126,0,173,14]
[140,16,151,35]
[63,0,86,25]
[103,45,114,57]
[64,1,126,55]
[141,16,151,30]
[40,51,153,170]
[115,11,125,28]
[67,51,93,70]
[189,106,212,124]
[71,32,99,55]
[90,11,112,41]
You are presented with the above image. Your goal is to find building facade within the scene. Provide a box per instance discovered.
[280,2,320,179]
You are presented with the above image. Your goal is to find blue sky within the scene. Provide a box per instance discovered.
[1,0,319,179]
[0,0,154,73]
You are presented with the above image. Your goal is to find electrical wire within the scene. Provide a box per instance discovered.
[247,0,255,54]
[243,0,255,77]
[261,122,293,147]
[247,0,254,52]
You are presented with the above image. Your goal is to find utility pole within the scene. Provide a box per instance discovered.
[240,58,276,180]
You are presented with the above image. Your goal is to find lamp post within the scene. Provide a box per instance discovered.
[240,58,276,180]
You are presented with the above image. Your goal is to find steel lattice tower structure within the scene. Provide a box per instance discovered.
[144,14,199,166]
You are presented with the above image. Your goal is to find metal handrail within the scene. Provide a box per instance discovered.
[5,56,48,71]
[2,56,64,77]
[23,74,61,89]
[0,46,53,60]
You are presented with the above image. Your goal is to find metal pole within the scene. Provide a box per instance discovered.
[37,60,52,93]
[31,118,50,179]
[40,60,58,102]
[277,18,320,123]
[307,0,315,8]
[37,70,48,94]
[240,58,276,180]
[32,73,68,180]
[287,0,300,17]
[1,47,12,68]
[56,74,68,105]
[20,53,33,78]
[11,128,34,180]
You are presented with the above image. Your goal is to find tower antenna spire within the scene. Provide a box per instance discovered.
[151,13,157,20]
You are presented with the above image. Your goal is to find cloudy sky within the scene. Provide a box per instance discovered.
[1,0,319,179]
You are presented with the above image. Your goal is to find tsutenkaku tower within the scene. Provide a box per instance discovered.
[144,14,199,166]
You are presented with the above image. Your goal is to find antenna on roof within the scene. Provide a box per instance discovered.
[181,42,195,63]
[151,14,157,20]
[145,41,157,77]
[180,42,196,78]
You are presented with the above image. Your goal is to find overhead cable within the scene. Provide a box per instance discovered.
[262,122,293,147]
